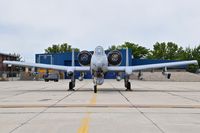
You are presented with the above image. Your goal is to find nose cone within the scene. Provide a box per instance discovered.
[96,61,102,68]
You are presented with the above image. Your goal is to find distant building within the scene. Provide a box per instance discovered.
[0,53,18,72]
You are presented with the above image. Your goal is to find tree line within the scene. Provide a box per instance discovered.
[45,42,200,71]
[109,42,200,64]
[108,42,200,72]
[45,43,80,53]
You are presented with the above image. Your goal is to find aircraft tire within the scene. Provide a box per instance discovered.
[167,73,171,79]
[94,85,97,93]
[69,82,74,91]
[126,82,131,91]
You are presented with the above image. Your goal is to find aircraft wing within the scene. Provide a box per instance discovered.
[3,61,90,72]
[108,60,198,72]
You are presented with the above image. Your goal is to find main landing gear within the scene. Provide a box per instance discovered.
[69,81,75,91]
[124,76,131,91]
[68,74,75,91]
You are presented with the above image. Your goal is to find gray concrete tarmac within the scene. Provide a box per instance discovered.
[0,80,200,133]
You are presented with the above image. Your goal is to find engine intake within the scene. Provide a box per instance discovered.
[107,50,122,66]
[78,51,92,66]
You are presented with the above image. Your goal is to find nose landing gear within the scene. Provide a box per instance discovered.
[94,85,97,93]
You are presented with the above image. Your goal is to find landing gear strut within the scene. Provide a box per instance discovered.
[124,76,131,91]
[68,74,75,91]
[69,81,75,91]
[94,85,97,93]
[93,77,98,93]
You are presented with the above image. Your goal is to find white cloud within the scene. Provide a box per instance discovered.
[0,0,200,62]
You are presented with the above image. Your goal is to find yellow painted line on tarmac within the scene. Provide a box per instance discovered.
[77,94,97,133]
[77,113,90,133]
[89,94,97,105]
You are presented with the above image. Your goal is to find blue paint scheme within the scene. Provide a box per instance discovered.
[35,49,186,79]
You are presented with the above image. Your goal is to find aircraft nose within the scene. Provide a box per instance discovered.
[96,62,102,68]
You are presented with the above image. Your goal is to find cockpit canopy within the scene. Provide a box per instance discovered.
[94,46,104,55]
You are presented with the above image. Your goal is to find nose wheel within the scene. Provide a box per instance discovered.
[94,85,97,93]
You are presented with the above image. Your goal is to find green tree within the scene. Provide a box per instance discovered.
[148,42,181,60]
[192,45,200,60]
[108,42,149,59]
[108,45,120,50]
[166,42,179,60]
[147,42,167,59]
[176,46,185,60]
[192,45,200,67]
[45,43,79,53]
[183,47,193,60]
[182,45,200,72]
[148,42,200,72]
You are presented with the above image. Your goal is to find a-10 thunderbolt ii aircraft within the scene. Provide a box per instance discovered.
[3,46,198,93]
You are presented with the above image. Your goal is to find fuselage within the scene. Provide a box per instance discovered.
[90,46,108,85]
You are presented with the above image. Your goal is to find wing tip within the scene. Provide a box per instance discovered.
[192,60,198,65]
[3,60,9,64]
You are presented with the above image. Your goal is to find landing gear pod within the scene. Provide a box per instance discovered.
[162,67,171,79]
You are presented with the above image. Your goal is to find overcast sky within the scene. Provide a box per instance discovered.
[0,0,200,62]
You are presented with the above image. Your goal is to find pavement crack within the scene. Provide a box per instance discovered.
[138,111,165,133]
[9,82,87,133]
[117,88,165,133]
[167,92,200,103]
[1,87,47,101]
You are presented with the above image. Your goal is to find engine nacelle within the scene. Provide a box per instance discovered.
[107,50,122,66]
[78,51,92,66]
